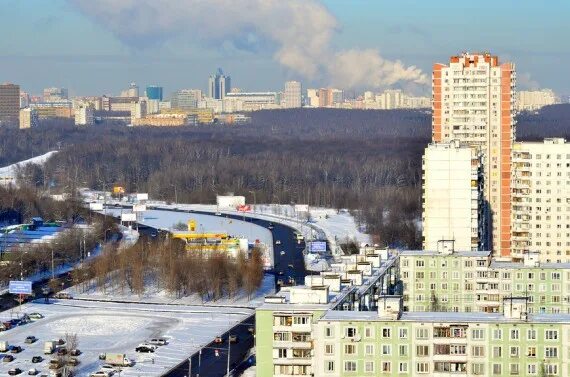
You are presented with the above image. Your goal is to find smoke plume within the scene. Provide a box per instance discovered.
[68,0,428,89]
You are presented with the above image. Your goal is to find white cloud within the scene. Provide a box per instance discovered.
[68,0,427,89]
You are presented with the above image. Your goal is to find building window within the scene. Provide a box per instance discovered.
[416,328,429,339]
[545,347,558,358]
[510,329,519,340]
[527,329,536,340]
[364,361,374,373]
[493,346,502,358]
[365,344,374,356]
[381,362,391,372]
[382,328,391,338]
[416,362,429,374]
[472,329,485,340]
[325,344,334,355]
[382,344,391,355]
[345,327,357,338]
[493,329,502,340]
[325,361,335,373]
[545,330,559,340]
[399,363,408,373]
[399,328,408,339]
[527,346,536,357]
[399,345,408,356]
[510,363,520,375]
[493,364,502,375]
[364,327,374,338]
[472,363,484,375]
[325,327,333,337]
[472,346,485,357]
[344,344,356,355]
[344,361,357,373]
[510,346,519,357]
[416,345,429,357]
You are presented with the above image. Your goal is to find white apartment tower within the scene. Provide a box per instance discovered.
[422,142,486,251]
[432,52,516,257]
[512,138,570,262]
[75,105,94,126]
[283,81,302,108]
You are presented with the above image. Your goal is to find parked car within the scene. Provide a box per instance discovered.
[100,365,116,375]
[31,356,43,363]
[54,292,72,300]
[56,348,67,356]
[10,346,23,353]
[147,338,167,346]
[8,368,22,375]
[69,349,81,356]
[28,313,44,321]
[56,339,65,346]
[248,327,255,334]
[213,336,223,344]
[135,345,154,353]
[48,359,62,369]
[0,322,11,331]
[229,335,239,343]
[25,336,37,344]
[27,369,39,375]
[3,354,15,362]
[67,357,80,366]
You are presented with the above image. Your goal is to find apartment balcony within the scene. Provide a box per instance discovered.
[273,324,312,333]
[273,340,313,349]
[273,357,312,366]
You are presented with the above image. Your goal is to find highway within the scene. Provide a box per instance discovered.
[134,207,309,377]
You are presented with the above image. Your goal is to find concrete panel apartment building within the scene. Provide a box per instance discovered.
[256,245,570,377]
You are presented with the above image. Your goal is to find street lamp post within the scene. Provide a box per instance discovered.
[226,335,231,377]
[170,184,178,204]
[248,191,256,213]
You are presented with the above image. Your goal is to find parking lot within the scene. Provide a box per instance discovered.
[0,299,253,376]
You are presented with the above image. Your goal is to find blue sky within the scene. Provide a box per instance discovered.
[1,0,569,97]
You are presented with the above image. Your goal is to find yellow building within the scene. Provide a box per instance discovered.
[162,108,214,124]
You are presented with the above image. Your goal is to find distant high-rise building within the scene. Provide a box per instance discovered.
[43,87,68,102]
[19,92,30,108]
[208,68,231,99]
[121,82,139,98]
[432,52,516,257]
[283,81,302,108]
[75,105,94,126]
[145,86,163,101]
[145,85,163,101]
[171,89,202,110]
[306,89,319,107]
[516,89,558,111]
[19,108,38,129]
[422,141,487,251]
[0,83,20,124]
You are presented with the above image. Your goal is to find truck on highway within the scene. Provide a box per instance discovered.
[103,353,133,367]
[44,341,56,354]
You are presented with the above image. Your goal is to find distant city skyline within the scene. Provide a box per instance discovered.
[1,0,569,96]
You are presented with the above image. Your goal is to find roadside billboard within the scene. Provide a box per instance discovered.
[132,204,146,212]
[89,202,104,211]
[294,204,309,213]
[9,281,32,295]
[309,241,327,253]
[121,213,137,222]
[237,205,251,212]
[136,193,149,201]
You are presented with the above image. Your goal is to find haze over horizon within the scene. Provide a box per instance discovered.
[1,0,569,97]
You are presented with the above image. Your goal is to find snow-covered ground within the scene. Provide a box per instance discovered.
[67,273,275,308]
[0,151,58,186]
[0,299,253,376]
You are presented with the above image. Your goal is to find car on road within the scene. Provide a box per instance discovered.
[248,327,255,334]
[3,354,14,362]
[54,292,72,300]
[25,336,37,344]
[229,335,239,343]
[10,346,23,353]
[215,212,221,216]
[8,368,22,375]
[31,356,42,363]
[288,263,294,269]
[90,372,111,377]
[275,240,281,245]
[278,270,284,275]
[135,345,155,353]
[27,368,39,375]
[213,336,223,344]
[100,365,116,375]
[147,338,168,346]
[268,224,274,230]
[280,250,285,255]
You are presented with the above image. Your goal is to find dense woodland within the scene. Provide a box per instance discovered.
[2,105,570,249]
